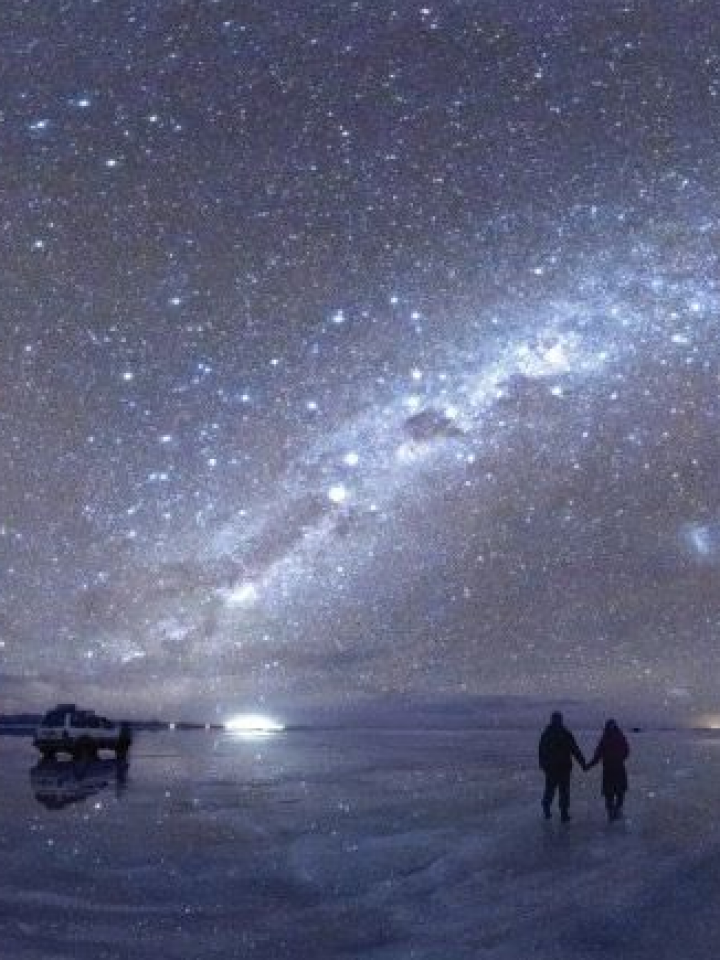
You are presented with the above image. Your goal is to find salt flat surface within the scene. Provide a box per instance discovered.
[1,728,720,959]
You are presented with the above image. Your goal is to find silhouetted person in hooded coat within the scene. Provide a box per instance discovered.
[538,711,586,822]
[587,719,629,821]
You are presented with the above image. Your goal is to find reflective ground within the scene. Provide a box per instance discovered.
[2,728,720,959]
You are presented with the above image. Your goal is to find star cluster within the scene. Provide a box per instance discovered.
[3,0,720,718]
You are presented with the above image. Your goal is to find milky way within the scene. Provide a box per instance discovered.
[3,0,720,718]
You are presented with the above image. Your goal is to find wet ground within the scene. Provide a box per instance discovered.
[2,728,720,959]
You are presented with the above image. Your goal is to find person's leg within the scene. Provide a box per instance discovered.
[558,773,571,822]
[542,775,556,817]
[614,789,625,818]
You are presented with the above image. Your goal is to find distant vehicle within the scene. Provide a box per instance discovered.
[33,704,132,761]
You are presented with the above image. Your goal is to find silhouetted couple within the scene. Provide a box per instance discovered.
[538,712,629,823]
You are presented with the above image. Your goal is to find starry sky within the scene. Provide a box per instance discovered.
[3,0,720,720]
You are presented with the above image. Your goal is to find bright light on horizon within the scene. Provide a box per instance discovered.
[696,713,720,730]
[225,713,285,735]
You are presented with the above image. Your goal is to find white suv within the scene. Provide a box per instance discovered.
[34,704,132,760]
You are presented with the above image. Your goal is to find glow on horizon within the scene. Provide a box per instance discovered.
[696,713,720,730]
[225,713,285,734]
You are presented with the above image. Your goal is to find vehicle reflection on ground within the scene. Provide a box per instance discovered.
[30,756,129,810]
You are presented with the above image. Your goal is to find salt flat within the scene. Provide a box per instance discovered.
[1,727,720,959]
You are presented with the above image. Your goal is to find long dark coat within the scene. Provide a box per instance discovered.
[590,726,629,796]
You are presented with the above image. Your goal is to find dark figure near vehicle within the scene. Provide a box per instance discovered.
[587,719,629,821]
[538,711,586,822]
[116,722,133,761]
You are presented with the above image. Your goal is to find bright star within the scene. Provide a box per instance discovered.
[328,484,349,504]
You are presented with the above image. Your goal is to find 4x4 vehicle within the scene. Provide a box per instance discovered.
[33,704,132,760]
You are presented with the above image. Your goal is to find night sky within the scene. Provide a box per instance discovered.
[3,0,720,720]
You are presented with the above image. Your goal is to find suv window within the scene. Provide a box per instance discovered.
[42,710,67,726]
